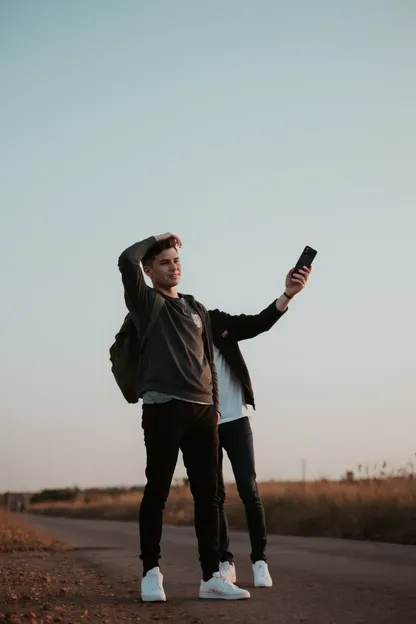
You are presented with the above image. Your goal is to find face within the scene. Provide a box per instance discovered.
[144,247,181,289]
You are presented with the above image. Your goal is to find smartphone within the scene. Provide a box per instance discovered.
[292,245,317,276]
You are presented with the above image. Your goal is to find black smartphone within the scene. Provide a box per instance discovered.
[292,245,317,276]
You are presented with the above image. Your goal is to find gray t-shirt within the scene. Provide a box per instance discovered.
[138,295,213,405]
[143,390,210,405]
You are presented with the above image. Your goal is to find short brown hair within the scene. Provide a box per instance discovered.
[142,236,177,267]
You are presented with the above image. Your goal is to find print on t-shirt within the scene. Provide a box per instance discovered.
[191,313,202,329]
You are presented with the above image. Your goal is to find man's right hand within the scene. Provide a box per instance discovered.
[155,232,182,247]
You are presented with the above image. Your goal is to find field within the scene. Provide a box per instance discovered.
[29,476,416,545]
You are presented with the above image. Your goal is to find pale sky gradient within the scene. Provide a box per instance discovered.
[1,1,415,492]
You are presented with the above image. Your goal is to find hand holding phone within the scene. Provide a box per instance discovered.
[282,245,316,303]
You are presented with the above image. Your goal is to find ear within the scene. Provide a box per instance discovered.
[143,265,152,277]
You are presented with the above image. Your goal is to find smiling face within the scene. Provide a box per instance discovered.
[143,244,181,291]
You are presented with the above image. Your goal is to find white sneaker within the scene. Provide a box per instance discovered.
[252,561,273,588]
[219,561,237,583]
[141,567,166,602]
[199,572,250,600]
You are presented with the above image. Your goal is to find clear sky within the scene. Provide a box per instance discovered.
[1,1,415,492]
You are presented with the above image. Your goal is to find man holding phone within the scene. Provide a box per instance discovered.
[208,261,312,588]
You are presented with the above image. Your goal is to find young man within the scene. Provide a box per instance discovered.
[118,232,250,602]
[208,265,311,588]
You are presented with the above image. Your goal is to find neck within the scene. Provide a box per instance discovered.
[154,285,179,298]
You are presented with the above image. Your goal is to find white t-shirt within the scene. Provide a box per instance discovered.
[214,346,249,425]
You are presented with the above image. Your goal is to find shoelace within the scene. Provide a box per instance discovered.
[255,564,268,578]
[218,572,235,587]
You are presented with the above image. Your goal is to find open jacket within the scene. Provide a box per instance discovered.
[208,302,286,409]
[118,236,219,411]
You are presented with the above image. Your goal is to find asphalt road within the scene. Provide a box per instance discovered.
[27,515,416,624]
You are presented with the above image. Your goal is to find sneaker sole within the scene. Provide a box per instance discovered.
[254,582,273,588]
[199,591,250,600]
[141,595,167,602]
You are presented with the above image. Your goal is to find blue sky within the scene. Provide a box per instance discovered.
[1,1,415,491]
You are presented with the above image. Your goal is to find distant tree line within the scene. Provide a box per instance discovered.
[30,488,80,505]
[29,485,145,505]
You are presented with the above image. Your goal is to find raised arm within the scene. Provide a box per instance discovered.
[209,266,312,342]
[118,236,158,326]
[209,301,285,343]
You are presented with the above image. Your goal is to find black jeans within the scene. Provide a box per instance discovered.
[218,417,267,564]
[140,400,220,581]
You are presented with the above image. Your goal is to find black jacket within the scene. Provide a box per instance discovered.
[208,302,286,409]
[119,236,219,411]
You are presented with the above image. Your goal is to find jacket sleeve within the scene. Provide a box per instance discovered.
[118,237,157,330]
[210,301,287,343]
[202,307,220,413]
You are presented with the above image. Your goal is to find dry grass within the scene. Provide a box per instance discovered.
[29,477,416,545]
[0,509,67,553]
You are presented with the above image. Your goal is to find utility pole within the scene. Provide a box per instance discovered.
[301,459,306,484]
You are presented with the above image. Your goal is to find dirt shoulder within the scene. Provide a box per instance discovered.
[0,511,159,624]
[0,550,147,623]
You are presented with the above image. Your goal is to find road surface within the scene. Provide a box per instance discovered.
[27,515,416,623]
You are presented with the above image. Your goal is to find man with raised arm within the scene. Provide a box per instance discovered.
[118,232,250,602]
